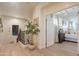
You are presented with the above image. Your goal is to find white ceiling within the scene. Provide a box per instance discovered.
[0,2,39,19]
[56,6,79,19]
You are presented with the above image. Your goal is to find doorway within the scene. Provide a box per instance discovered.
[12,25,19,36]
[45,6,78,54]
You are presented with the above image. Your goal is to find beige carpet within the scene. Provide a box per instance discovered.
[0,41,77,56]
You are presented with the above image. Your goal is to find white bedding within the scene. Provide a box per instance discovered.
[65,34,77,42]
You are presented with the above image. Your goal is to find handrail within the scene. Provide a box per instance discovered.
[17,30,28,45]
[17,29,21,42]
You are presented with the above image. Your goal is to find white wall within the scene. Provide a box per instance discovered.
[76,15,79,54]
[33,5,44,49]
[33,3,50,49]
[1,16,26,43]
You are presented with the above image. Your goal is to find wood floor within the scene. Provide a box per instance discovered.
[0,40,77,56]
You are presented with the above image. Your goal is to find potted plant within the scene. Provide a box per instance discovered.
[26,20,40,50]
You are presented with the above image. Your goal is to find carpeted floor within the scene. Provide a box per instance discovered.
[0,41,77,56]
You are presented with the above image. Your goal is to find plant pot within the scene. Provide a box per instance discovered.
[28,44,36,50]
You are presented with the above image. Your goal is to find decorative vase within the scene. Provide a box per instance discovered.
[27,34,37,50]
[28,44,36,50]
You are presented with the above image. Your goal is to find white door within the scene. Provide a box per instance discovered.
[46,15,55,47]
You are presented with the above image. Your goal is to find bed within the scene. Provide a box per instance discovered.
[65,34,77,42]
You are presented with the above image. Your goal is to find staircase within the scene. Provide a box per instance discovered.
[17,30,28,45]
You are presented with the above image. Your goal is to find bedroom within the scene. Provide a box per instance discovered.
[56,6,78,53]
[56,6,78,43]
[45,6,78,54]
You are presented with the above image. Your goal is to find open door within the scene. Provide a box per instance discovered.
[46,15,55,47]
